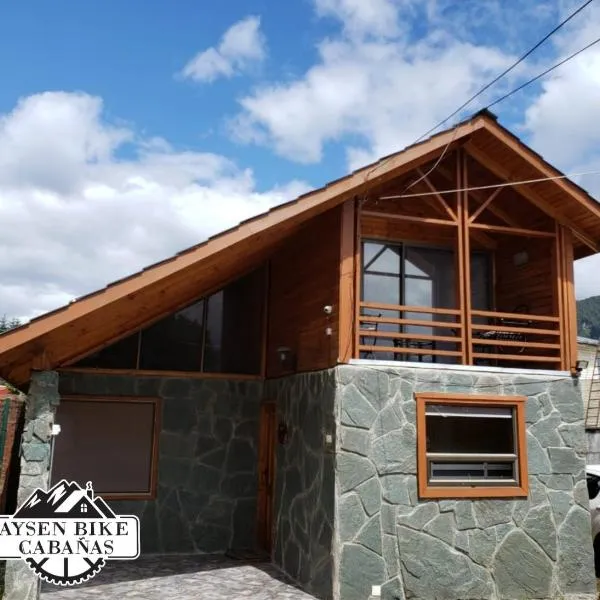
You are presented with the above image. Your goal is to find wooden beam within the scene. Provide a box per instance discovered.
[338,199,356,363]
[469,223,556,238]
[482,119,600,222]
[461,150,473,365]
[560,226,578,373]
[416,169,458,221]
[469,187,503,223]
[552,222,567,370]
[361,211,456,227]
[466,143,599,252]
[354,200,362,360]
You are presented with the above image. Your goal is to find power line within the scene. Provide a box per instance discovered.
[414,0,596,144]
[486,35,600,110]
[379,169,600,200]
[387,33,600,196]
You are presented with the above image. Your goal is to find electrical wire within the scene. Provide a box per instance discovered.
[414,0,596,143]
[486,35,600,110]
[379,169,600,200]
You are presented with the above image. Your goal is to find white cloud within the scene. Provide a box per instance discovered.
[231,35,512,166]
[180,16,266,83]
[0,92,309,321]
[314,0,402,39]
[521,3,600,299]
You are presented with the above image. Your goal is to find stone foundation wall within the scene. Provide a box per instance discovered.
[4,371,60,600]
[266,371,337,600]
[59,371,262,554]
[335,365,595,600]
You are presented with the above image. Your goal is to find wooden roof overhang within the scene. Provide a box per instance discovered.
[1,111,599,388]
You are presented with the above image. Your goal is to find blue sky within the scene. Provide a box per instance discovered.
[1,0,600,318]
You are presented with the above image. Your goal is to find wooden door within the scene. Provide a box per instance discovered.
[256,401,277,554]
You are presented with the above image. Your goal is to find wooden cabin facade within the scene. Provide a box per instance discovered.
[2,111,600,600]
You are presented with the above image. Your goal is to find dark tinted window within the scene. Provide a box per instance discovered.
[203,270,263,375]
[76,333,139,369]
[139,300,205,371]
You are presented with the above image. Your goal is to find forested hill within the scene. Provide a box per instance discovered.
[577,296,600,339]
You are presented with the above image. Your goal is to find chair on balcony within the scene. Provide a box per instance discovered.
[473,304,533,365]
[393,338,436,362]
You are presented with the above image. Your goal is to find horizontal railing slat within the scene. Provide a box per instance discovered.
[359,345,462,357]
[358,330,461,343]
[361,301,461,316]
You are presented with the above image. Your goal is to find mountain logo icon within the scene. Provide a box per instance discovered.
[0,480,139,586]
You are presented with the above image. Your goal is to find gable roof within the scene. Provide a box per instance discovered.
[2,110,600,388]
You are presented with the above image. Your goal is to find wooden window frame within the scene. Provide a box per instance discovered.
[55,395,161,501]
[416,392,528,499]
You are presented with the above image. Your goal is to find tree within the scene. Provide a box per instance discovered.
[0,315,21,334]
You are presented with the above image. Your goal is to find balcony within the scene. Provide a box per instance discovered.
[358,302,561,369]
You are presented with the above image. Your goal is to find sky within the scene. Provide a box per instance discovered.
[1,0,600,320]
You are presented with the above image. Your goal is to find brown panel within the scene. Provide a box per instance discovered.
[267,207,342,376]
[52,396,160,499]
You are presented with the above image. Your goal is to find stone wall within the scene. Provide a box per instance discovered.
[59,371,262,554]
[4,371,59,600]
[335,365,595,600]
[266,371,337,600]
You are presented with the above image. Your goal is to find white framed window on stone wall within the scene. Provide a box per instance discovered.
[415,392,528,499]
[51,396,161,500]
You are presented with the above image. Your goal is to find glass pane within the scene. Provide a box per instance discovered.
[430,461,515,481]
[139,300,204,371]
[363,273,400,305]
[363,241,401,275]
[426,404,513,418]
[404,246,456,309]
[203,268,264,374]
[426,407,515,454]
[75,333,139,369]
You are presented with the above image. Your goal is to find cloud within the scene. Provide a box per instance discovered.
[520,2,600,299]
[313,0,403,39]
[180,16,266,83]
[231,35,512,166]
[0,92,309,321]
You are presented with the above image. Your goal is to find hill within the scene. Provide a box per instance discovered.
[577,296,600,339]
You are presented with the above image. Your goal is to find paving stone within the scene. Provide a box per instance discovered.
[41,556,318,600]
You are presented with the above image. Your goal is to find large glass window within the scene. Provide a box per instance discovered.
[74,267,265,375]
[416,392,528,499]
[360,240,491,363]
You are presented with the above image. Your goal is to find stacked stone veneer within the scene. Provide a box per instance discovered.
[4,371,59,600]
[59,371,262,554]
[335,365,595,600]
[267,371,337,600]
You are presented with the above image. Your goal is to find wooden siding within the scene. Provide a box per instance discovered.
[494,237,555,317]
[267,206,342,377]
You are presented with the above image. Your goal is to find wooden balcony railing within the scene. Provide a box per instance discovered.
[470,310,561,366]
[358,302,562,367]
[358,302,463,361]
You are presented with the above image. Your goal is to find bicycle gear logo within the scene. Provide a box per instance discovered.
[0,480,139,586]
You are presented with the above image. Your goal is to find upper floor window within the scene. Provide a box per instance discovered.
[360,240,490,363]
[75,267,265,375]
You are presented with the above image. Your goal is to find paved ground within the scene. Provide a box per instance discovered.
[41,555,317,600]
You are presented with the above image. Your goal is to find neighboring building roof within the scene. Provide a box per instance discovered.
[1,109,600,387]
[578,336,600,346]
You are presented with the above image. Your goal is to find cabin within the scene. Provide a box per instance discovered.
[1,110,599,600]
